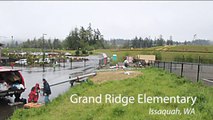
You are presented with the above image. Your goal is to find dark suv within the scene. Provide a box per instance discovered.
[0,67,25,102]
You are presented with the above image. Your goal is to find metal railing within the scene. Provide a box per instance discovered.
[151,60,213,86]
[50,72,96,87]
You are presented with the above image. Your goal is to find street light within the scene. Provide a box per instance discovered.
[42,33,47,72]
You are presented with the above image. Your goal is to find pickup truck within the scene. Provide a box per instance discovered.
[0,67,25,102]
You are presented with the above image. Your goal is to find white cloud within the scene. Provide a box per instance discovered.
[0,1,213,42]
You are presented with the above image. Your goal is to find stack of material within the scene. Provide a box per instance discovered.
[0,82,9,91]
[24,103,43,109]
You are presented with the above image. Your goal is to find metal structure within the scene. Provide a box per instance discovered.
[49,72,96,87]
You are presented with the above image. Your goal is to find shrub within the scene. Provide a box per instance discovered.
[82,49,88,55]
[89,51,93,55]
[75,50,80,56]
[154,51,162,60]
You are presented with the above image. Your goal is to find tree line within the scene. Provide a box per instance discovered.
[131,37,176,48]
[19,35,175,50]
[108,37,177,49]
[64,23,105,50]
[21,38,62,49]
[109,38,212,49]
[4,23,212,50]
[14,24,106,50]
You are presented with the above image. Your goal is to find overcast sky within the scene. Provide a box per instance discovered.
[0,1,213,42]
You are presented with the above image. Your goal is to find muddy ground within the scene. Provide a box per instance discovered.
[91,69,142,83]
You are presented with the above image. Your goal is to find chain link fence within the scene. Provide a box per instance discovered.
[152,60,213,86]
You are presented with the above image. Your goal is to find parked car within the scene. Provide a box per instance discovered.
[0,67,25,102]
[35,58,51,64]
[15,59,28,65]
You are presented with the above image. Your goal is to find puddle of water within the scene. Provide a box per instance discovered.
[0,55,101,120]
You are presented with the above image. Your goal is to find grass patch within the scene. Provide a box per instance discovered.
[95,45,213,63]
[11,68,213,120]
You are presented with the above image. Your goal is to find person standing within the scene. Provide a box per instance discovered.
[42,78,51,104]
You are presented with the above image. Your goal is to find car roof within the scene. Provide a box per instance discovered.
[0,67,20,72]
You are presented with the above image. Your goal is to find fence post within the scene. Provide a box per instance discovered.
[70,58,72,69]
[181,63,183,77]
[99,59,101,68]
[63,58,65,68]
[170,62,172,73]
[197,64,200,82]
[59,58,61,68]
[84,59,86,67]
[198,56,202,72]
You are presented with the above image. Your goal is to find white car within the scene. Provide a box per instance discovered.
[15,59,28,65]
[38,58,50,64]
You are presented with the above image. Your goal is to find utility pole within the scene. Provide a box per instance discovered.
[42,34,47,72]
[11,36,14,48]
